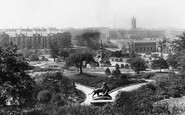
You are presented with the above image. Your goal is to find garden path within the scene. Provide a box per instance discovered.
[76,79,154,105]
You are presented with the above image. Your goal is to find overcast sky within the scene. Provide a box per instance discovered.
[0,0,185,29]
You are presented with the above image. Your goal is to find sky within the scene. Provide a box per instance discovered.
[0,0,185,29]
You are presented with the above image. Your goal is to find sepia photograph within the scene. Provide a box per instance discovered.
[0,0,185,114]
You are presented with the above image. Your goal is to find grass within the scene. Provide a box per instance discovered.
[83,67,134,73]
[64,71,145,91]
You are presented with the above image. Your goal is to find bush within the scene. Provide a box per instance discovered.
[56,105,100,115]
[33,67,60,72]
[112,69,121,78]
[105,67,111,75]
[142,73,155,79]
[22,109,48,115]
[121,64,124,68]
[115,63,120,70]
[155,73,185,98]
[125,64,129,69]
[29,54,40,61]
[40,56,48,61]
[114,84,163,114]
[39,72,75,96]
[51,94,67,107]
[38,90,52,104]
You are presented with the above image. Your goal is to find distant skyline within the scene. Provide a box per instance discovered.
[0,0,185,29]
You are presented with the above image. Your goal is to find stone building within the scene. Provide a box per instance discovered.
[2,28,63,49]
[129,41,157,53]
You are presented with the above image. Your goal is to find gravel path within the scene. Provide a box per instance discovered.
[75,80,153,105]
[75,83,94,105]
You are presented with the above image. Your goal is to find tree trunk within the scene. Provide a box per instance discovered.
[160,68,161,72]
[79,66,83,74]
[171,67,174,73]
[161,50,163,59]
[79,62,83,74]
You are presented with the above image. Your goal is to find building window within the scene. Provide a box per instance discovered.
[147,47,149,51]
[140,48,142,51]
[153,47,156,51]
[135,48,138,51]
[151,47,153,51]
[144,47,145,51]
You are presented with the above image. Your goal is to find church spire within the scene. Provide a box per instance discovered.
[131,16,136,29]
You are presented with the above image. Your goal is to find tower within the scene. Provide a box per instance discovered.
[131,16,136,29]
[95,39,104,67]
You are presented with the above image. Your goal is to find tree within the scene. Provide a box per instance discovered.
[65,52,95,74]
[0,43,35,105]
[121,44,127,53]
[112,64,121,77]
[75,31,100,50]
[151,58,169,72]
[0,32,9,45]
[129,57,147,75]
[50,32,72,61]
[49,38,59,61]
[20,48,33,59]
[171,32,185,72]
[166,54,179,72]
[158,39,167,58]
[57,32,72,49]
[172,32,185,52]
[111,50,122,57]
[59,50,69,60]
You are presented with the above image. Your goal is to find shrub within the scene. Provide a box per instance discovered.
[112,69,121,78]
[125,64,129,69]
[33,67,60,72]
[40,56,48,61]
[114,84,163,114]
[56,105,100,115]
[105,67,111,75]
[115,63,120,69]
[38,90,52,104]
[51,94,67,107]
[29,54,40,61]
[22,109,48,115]
[121,64,124,68]
[142,73,155,79]
[151,58,169,72]
[39,72,75,96]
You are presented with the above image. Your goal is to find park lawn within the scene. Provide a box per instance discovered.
[156,96,185,107]
[64,71,145,91]
[83,67,134,73]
